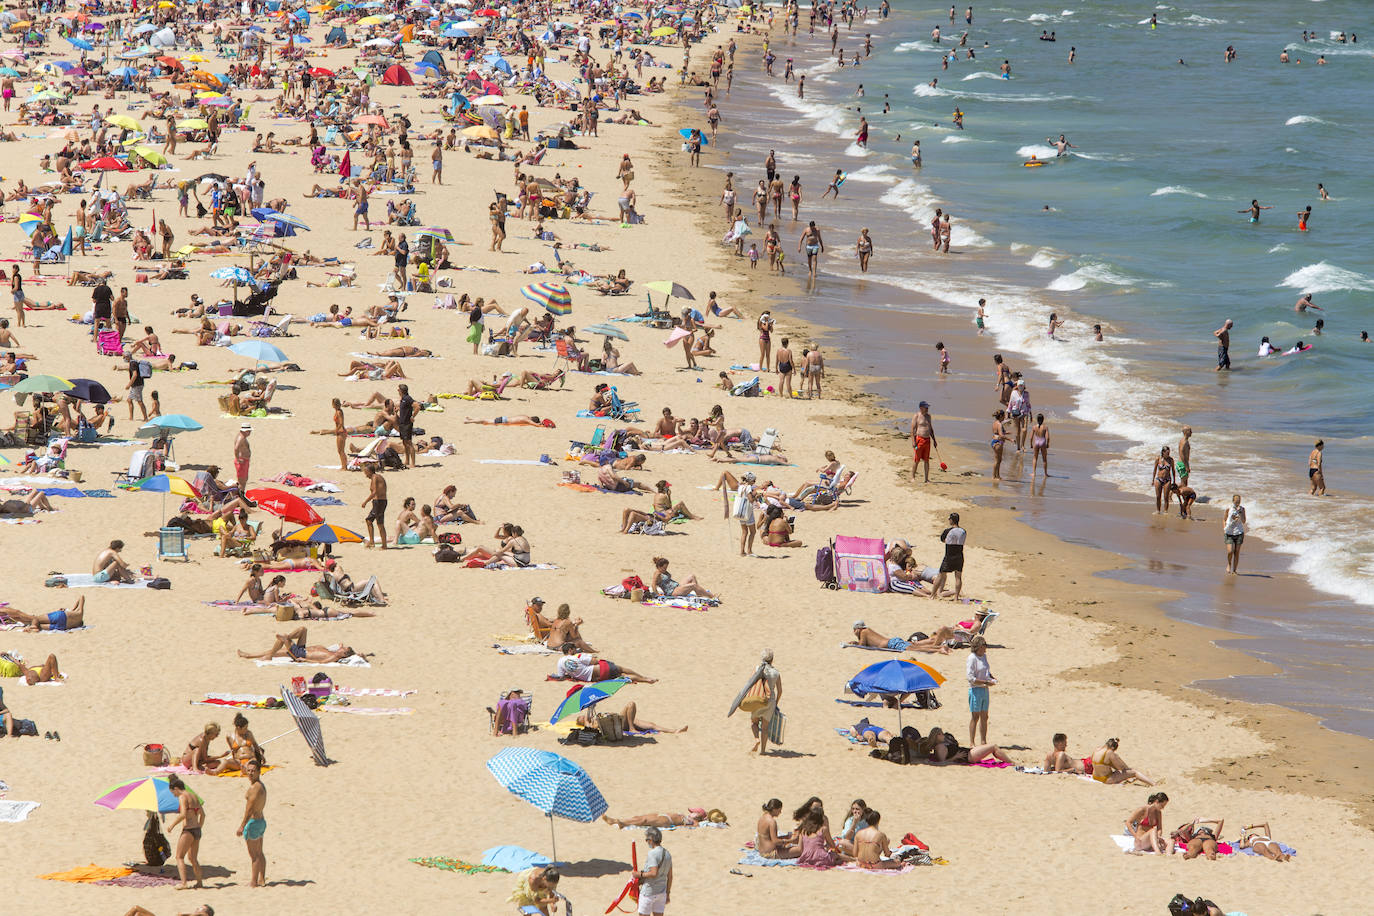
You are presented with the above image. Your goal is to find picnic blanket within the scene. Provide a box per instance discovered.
[493,643,556,655]
[50,573,152,589]
[410,857,507,874]
[641,595,719,610]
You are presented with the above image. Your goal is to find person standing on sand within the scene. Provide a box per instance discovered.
[1177,426,1193,486]
[930,512,966,600]
[1308,440,1326,495]
[1030,413,1050,479]
[798,221,824,279]
[638,827,673,915]
[728,649,781,756]
[1214,319,1233,371]
[233,424,252,494]
[910,401,938,482]
[165,774,205,890]
[803,345,824,399]
[1223,494,1246,575]
[236,758,268,887]
[1150,446,1175,513]
[331,398,348,469]
[362,465,389,549]
[775,338,794,398]
[966,635,995,746]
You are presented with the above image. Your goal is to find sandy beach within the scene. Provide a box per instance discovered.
[2,5,1371,916]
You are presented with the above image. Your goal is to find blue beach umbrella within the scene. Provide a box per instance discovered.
[210,265,253,285]
[678,127,708,146]
[549,679,630,724]
[66,36,95,51]
[486,747,607,861]
[230,340,288,364]
[847,658,945,731]
[110,66,137,78]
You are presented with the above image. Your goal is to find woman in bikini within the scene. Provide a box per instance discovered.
[856,227,874,272]
[789,176,803,221]
[1237,823,1293,861]
[1030,413,1050,480]
[990,409,1009,481]
[1174,816,1225,859]
[650,556,715,599]
[179,723,228,774]
[1125,792,1170,854]
[166,774,206,889]
[1089,737,1156,785]
[601,808,716,829]
[620,480,702,532]
[1150,445,1176,512]
[755,798,797,858]
[433,485,478,524]
[760,505,804,548]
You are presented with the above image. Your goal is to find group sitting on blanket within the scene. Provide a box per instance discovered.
[178,712,264,775]
[753,797,909,869]
[865,724,1019,768]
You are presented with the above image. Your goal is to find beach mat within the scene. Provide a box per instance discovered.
[50,573,152,589]
[0,800,40,823]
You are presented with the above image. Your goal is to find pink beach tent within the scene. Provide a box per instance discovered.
[833,536,889,593]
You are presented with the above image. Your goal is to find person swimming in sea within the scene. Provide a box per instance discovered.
[1297,205,1312,231]
[1239,199,1273,222]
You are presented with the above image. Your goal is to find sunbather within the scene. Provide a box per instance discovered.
[433,486,478,524]
[650,556,714,598]
[601,807,718,829]
[321,560,389,604]
[462,414,554,427]
[4,596,86,631]
[544,603,594,653]
[576,701,686,734]
[552,645,656,683]
[844,717,895,748]
[367,346,432,358]
[915,727,1019,766]
[0,651,62,685]
[93,540,135,583]
[1126,793,1171,854]
[759,505,803,548]
[180,722,229,774]
[619,480,702,532]
[236,627,359,664]
[1043,732,1087,774]
[339,360,407,381]
[1237,823,1293,862]
[848,622,953,655]
[1173,817,1226,860]
[1088,737,1156,786]
[462,523,532,568]
[597,466,650,493]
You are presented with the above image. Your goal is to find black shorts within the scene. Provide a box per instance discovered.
[397,425,413,443]
[365,499,388,523]
[939,555,964,574]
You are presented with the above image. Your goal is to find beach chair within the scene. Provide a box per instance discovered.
[730,376,761,398]
[157,526,190,562]
[345,438,386,472]
[833,535,889,594]
[318,574,386,607]
[607,387,639,420]
[753,427,780,455]
[524,604,551,641]
[551,337,581,374]
[569,425,606,454]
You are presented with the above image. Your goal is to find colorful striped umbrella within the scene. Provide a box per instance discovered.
[487,747,607,861]
[17,213,43,236]
[94,776,202,814]
[521,282,572,316]
[550,678,629,724]
[283,523,364,544]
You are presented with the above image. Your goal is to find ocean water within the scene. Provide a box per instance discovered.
[711,2,1374,733]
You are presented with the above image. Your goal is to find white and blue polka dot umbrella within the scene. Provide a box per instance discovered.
[487,747,607,861]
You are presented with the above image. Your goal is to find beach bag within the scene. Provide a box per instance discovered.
[274,605,295,622]
[147,578,172,590]
[138,360,153,379]
[139,743,169,767]
[814,546,835,584]
[437,532,462,545]
[621,575,644,592]
[144,818,172,866]
[433,545,463,563]
[738,678,769,713]
[596,712,626,741]
[767,709,786,745]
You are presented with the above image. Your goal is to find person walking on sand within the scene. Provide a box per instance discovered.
[1214,319,1233,372]
[732,472,757,556]
[929,512,966,600]
[910,401,938,482]
[638,827,673,915]
[1308,440,1326,495]
[728,649,781,756]
[362,465,389,549]
[233,424,252,494]
[803,345,825,399]
[966,635,996,746]
[1223,494,1246,575]
[236,758,268,887]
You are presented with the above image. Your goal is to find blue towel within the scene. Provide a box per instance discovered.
[39,487,86,498]
[836,698,926,710]
[82,489,116,498]
[482,845,554,872]
[1238,842,1296,857]
[737,849,798,867]
[304,496,346,506]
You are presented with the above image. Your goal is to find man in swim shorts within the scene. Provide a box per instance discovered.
[848,622,910,651]
[237,758,268,887]
[233,424,253,494]
[1213,319,1233,372]
[910,401,938,482]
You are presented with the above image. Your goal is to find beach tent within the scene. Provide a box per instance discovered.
[325,25,347,44]
[381,64,413,86]
[420,49,445,71]
[833,535,889,593]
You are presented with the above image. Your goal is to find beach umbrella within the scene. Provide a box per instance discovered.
[486,747,607,861]
[471,93,504,105]
[25,89,64,103]
[230,340,288,364]
[279,686,330,766]
[677,127,708,146]
[245,488,324,527]
[353,113,389,127]
[462,124,497,139]
[131,146,167,166]
[61,228,72,258]
[650,26,676,37]
[176,117,208,129]
[200,96,232,108]
[521,282,572,316]
[95,776,202,815]
[12,374,73,396]
[250,208,310,231]
[283,523,365,544]
[644,280,694,312]
[110,66,137,78]
[414,226,453,242]
[64,378,111,404]
[582,323,628,342]
[549,679,630,724]
[846,658,945,731]
[474,8,500,17]
[210,266,254,285]
[17,213,42,236]
[106,113,140,130]
[135,414,203,440]
[66,36,94,51]
[81,156,131,172]
[135,472,200,520]
[0,67,19,77]
[308,66,335,77]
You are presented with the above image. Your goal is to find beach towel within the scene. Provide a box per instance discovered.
[1238,842,1296,857]
[51,573,151,589]
[255,654,371,668]
[613,821,728,832]
[640,595,718,611]
[482,846,554,871]
[410,857,507,874]
[493,643,556,655]
[737,849,799,868]
[840,643,902,652]
[0,800,40,822]
[835,698,926,710]
[40,864,134,883]
[483,564,559,571]
[303,496,346,506]
[93,871,179,887]
[332,686,415,697]
[474,459,552,466]
[322,705,414,716]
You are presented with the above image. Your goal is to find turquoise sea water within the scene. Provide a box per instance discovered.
[710,1,1374,732]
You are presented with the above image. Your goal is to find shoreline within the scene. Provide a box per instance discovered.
[671,23,1374,828]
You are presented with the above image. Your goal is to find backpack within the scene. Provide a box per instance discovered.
[814,546,835,584]
[138,360,153,379]
[433,545,463,563]
[621,575,645,592]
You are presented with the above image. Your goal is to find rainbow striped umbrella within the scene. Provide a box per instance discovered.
[521,281,571,316]
[283,523,364,544]
[550,678,629,724]
[94,776,202,814]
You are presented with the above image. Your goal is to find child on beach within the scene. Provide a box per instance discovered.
[748,242,760,268]
[936,341,949,375]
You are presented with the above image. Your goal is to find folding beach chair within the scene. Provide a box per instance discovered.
[157,526,190,562]
[607,387,639,420]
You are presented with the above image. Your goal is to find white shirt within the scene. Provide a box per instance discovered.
[966,650,991,687]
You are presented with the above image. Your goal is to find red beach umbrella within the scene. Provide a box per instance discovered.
[81,156,131,172]
[245,488,324,527]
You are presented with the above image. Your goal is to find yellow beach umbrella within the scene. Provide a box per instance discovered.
[195,90,223,99]
[462,124,498,139]
[106,113,140,130]
[181,53,208,63]
[357,15,384,25]
[131,146,167,166]
[176,117,208,130]
[650,26,676,37]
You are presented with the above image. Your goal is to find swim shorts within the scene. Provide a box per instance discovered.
[93,569,111,584]
[598,660,622,680]
[47,610,67,631]
[243,817,266,840]
[913,436,931,461]
[1224,533,1244,547]
[234,457,250,482]
[365,498,388,523]
[886,636,909,651]
[968,686,990,713]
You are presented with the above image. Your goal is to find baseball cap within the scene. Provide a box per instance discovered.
[530,597,545,605]
[918,400,930,408]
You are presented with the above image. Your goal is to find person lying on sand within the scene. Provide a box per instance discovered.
[462,415,555,427]
[260,574,376,620]
[367,346,431,358]
[848,621,953,654]
[0,651,62,685]
[843,717,895,748]
[1237,823,1294,862]
[236,627,359,664]
[552,644,656,683]
[4,596,85,631]
[597,466,651,494]
[1043,732,1086,774]
[339,360,407,381]
[602,807,720,829]
[576,701,686,734]
[914,727,1019,766]
[120,906,215,916]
